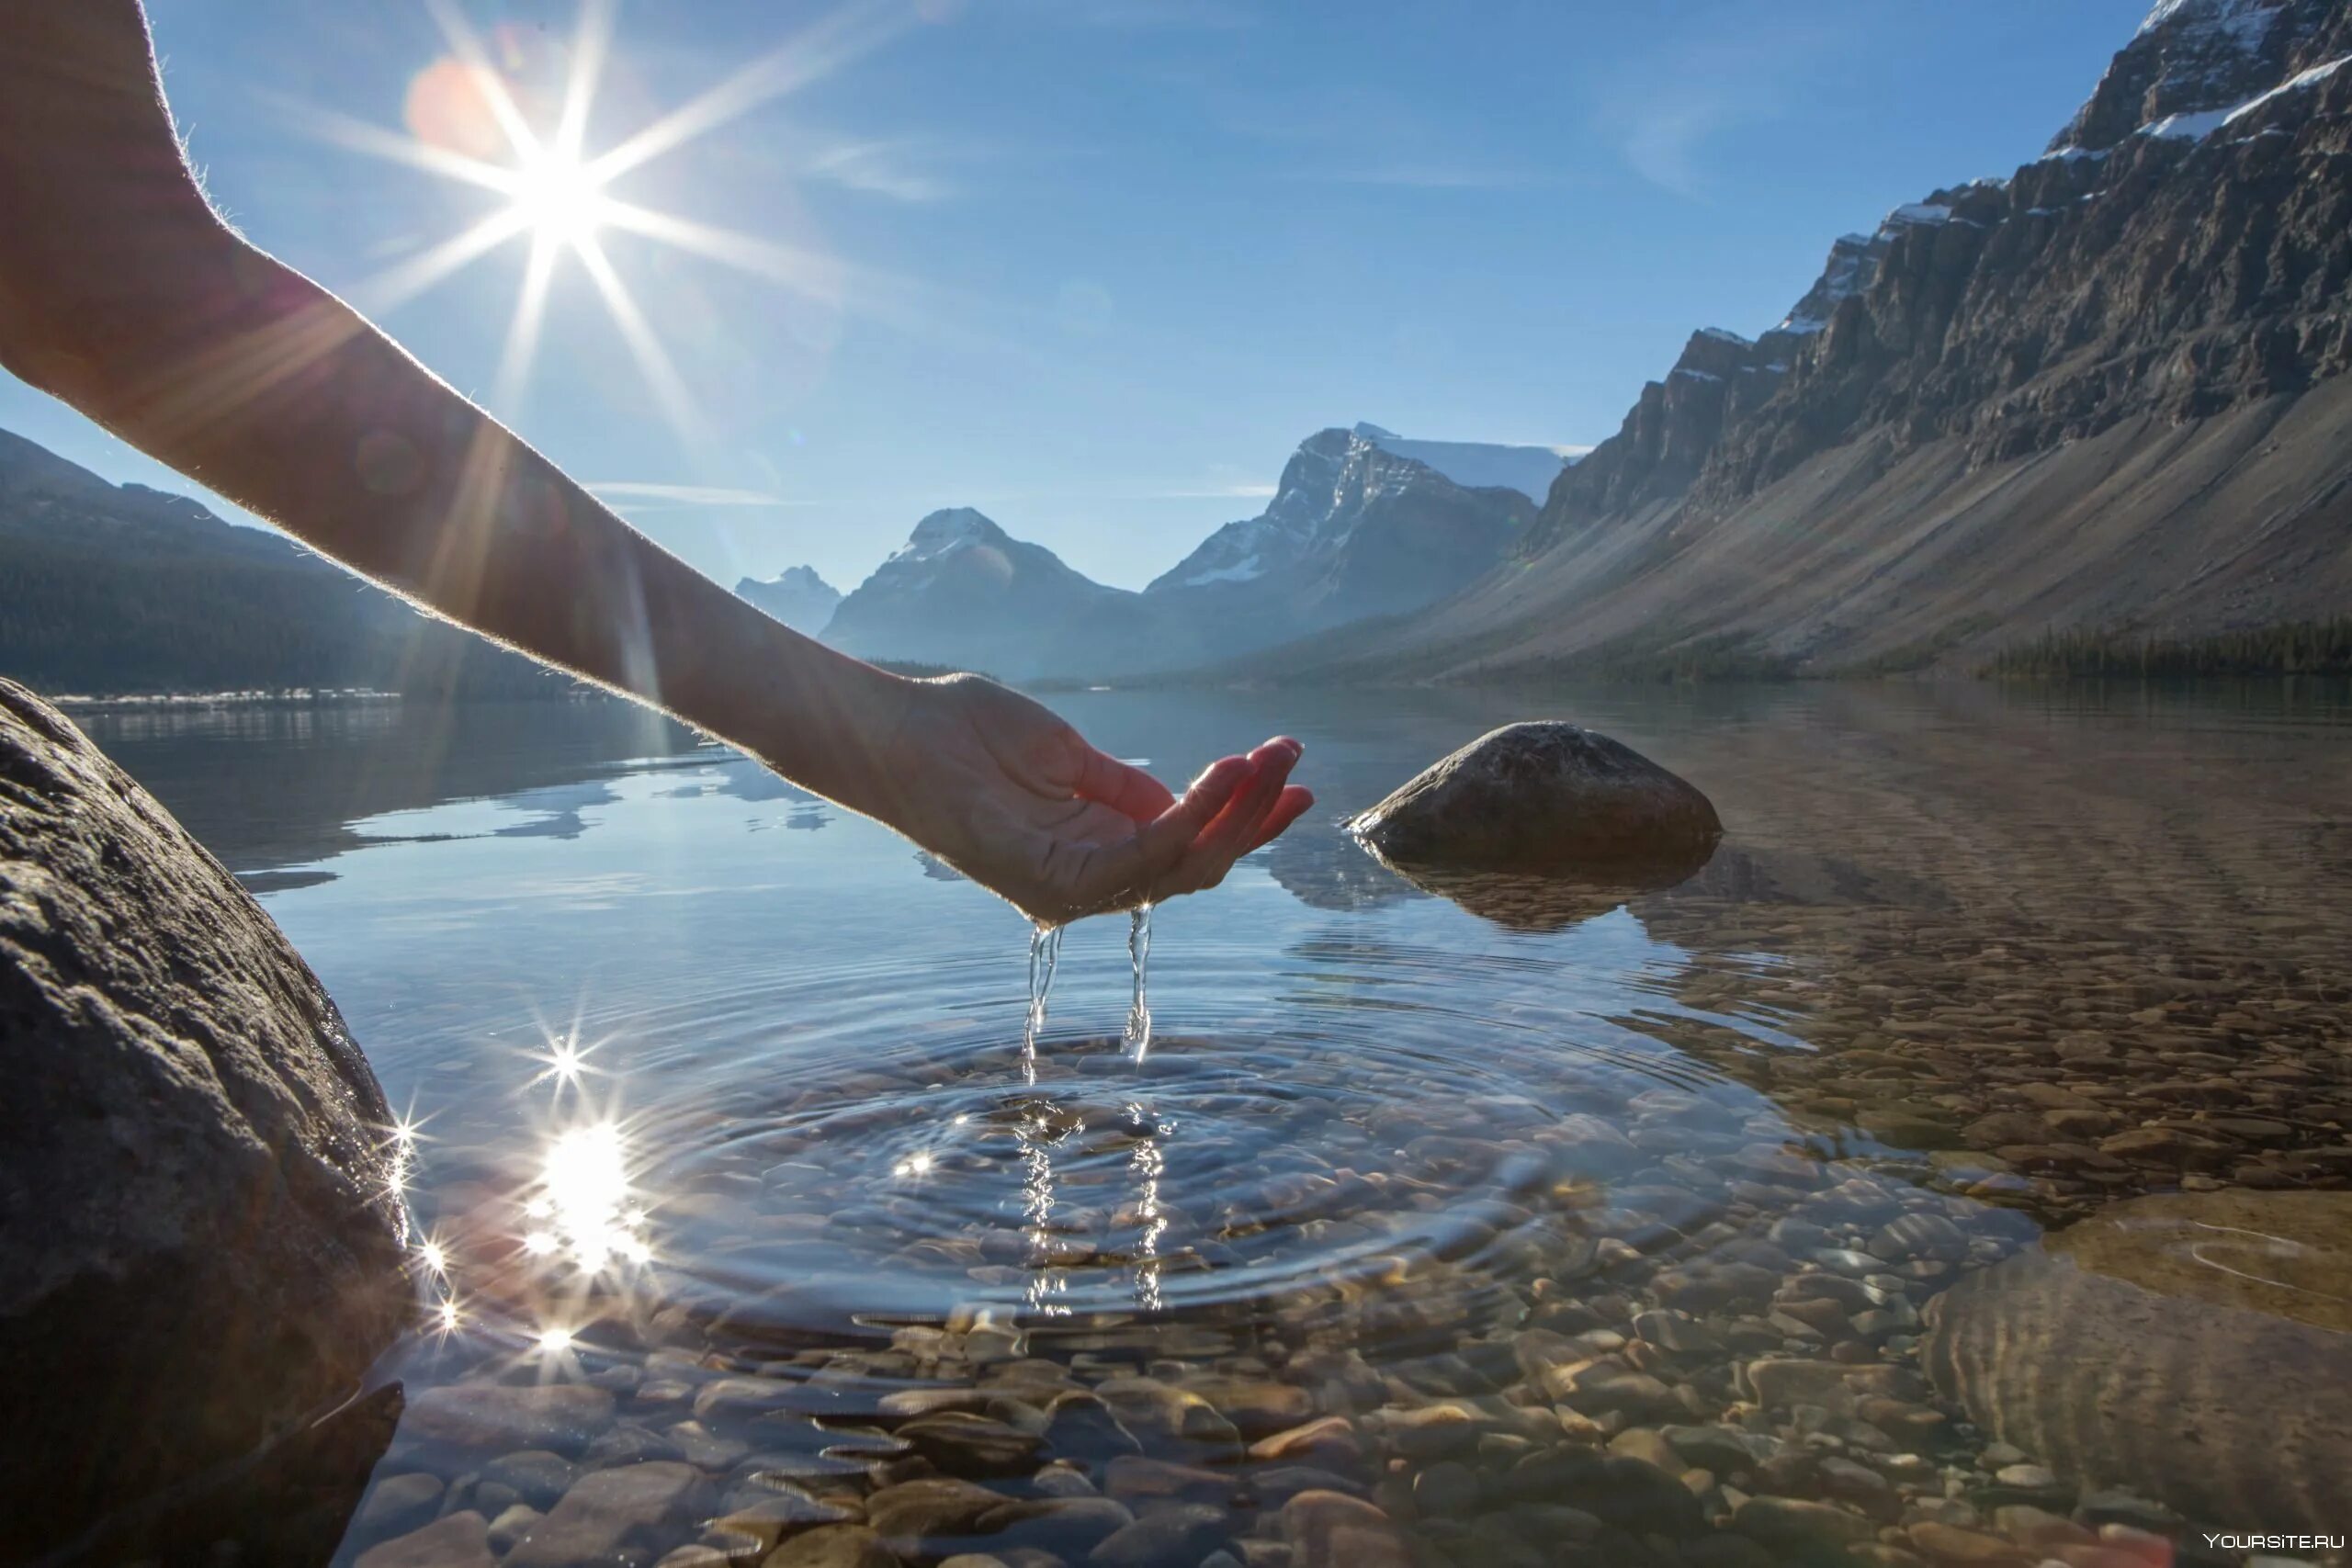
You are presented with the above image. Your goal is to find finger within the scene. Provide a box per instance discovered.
[1071,743,1174,823]
[1244,785,1315,853]
[1159,740,1299,896]
[1061,754,1253,914]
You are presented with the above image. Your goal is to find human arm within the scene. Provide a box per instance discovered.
[0,0,1309,922]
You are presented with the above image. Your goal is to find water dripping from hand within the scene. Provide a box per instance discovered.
[1022,921,1062,1088]
[1123,903,1153,1061]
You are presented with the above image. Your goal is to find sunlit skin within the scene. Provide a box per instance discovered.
[0,2,1312,924]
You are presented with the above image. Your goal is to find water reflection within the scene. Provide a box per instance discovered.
[67,682,2352,1566]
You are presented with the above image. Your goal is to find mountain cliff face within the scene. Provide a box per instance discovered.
[1282,0,2352,681]
[735,565,841,635]
[0,428,561,697]
[1147,424,1537,628]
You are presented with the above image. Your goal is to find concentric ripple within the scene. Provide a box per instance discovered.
[390,915,1782,1362]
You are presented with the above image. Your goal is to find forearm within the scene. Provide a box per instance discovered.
[15,220,912,810]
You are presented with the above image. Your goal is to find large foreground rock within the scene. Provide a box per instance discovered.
[1349,721,1721,872]
[0,680,412,1556]
[1924,1189,2352,1532]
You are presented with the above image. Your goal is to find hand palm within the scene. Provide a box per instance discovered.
[898,676,1310,924]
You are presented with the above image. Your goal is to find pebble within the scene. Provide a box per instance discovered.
[1281,1490,1411,1568]
[505,1462,710,1568]
[353,1513,494,1568]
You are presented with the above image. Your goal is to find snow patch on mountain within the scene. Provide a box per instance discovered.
[2138,0,2279,46]
[1348,423,1580,501]
[2139,49,2350,139]
[889,507,1001,564]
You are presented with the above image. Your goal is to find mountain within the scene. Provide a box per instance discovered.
[1148,426,1539,615]
[1349,423,1580,501]
[735,565,842,635]
[1267,0,2352,682]
[0,427,568,698]
[821,508,1145,680]
[822,429,1544,681]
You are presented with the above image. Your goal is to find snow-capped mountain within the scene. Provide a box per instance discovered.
[820,429,1548,680]
[1147,425,1537,628]
[1349,424,1581,502]
[821,509,1141,678]
[734,565,842,635]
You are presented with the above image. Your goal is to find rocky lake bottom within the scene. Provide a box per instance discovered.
[79,682,2352,1568]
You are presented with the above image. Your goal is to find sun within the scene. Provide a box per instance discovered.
[289,0,915,440]
[506,147,613,250]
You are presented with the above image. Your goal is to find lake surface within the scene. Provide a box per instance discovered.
[83,682,2352,1568]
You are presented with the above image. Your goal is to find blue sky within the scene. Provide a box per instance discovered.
[1,0,2149,592]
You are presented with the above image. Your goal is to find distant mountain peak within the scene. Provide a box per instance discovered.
[893,506,1008,564]
[734,563,842,635]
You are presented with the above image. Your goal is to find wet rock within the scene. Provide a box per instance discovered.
[1102,1456,1233,1506]
[1584,1457,1705,1537]
[1905,1521,2027,1563]
[506,1461,712,1568]
[1246,1416,1363,1470]
[981,1495,1134,1559]
[1042,1392,1143,1462]
[1679,1534,1779,1568]
[407,1385,616,1454]
[866,1477,1012,1542]
[766,1524,900,1568]
[899,1413,1044,1478]
[1085,1502,1227,1566]
[1411,1460,1481,1517]
[0,682,412,1557]
[1730,1496,1877,1551]
[489,1506,543,1555]
[1183,1377,1315,1439]
[1925,1190,2352,1531]
[354,1511,495,1568]
[1370,1402,1487,1461]
[1871,1213,1971,1263]
[1280,1489,1411,1568]
[355,1472,446,1539]
[481,1450,577,1511]
[715,1486,863,1551]
[695,1377,806,1422]
[1347,722,1721,873]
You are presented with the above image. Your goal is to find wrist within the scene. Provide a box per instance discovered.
[736,628,922,821]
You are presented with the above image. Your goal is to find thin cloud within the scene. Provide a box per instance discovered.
[1594,6,1861,198]
[1304,161,1553,191]
[800,138,956,202]
[588,481,808,506]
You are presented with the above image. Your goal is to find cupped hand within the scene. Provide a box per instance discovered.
[869,673,1311,925]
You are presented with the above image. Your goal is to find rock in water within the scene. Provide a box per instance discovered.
[0,680,412,1557]
[1924,1190,2352,1532]
[1348,722,1721,872]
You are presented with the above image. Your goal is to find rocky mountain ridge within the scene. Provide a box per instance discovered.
[1274,0,2352,681]
[733,564,841,636]
[823,428,1541,680]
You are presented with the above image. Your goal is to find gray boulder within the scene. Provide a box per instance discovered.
[1925,1189,2352,1532]
[1348,722,1721,872]
[0,679,413,1557]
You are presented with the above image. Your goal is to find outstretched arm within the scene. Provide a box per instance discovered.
[0,0,1308,922]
